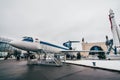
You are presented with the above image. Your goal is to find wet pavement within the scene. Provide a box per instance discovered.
[0,60,120,80]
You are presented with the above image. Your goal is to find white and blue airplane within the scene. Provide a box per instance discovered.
[8,36,81,65]
[9,36,78,54]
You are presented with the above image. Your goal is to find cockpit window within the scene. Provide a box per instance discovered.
[22,37,33,42]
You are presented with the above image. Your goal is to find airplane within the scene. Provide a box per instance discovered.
[9,36,73,53]
[8,36,82,66]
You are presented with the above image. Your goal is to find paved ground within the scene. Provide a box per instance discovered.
[0,60,120,80]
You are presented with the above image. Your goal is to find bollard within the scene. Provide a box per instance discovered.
[92,62,96,66]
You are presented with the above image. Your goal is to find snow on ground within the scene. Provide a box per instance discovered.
[0,58,4,60]
[65,60,120,71]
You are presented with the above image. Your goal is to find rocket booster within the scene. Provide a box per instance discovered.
[109,9,120,48]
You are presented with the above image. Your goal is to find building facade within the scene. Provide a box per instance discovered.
[81,41,107,57]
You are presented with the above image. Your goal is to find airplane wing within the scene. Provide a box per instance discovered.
[61,50,108,53]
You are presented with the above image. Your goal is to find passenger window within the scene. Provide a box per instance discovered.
[22,37,33,42]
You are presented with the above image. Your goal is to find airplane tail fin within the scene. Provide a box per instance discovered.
[63,41,80,50]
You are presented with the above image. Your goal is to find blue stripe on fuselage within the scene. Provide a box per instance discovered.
[40,41,69,50]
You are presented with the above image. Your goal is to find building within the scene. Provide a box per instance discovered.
[81,38,108,58]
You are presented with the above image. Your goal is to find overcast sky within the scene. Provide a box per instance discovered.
[0,0,120,49]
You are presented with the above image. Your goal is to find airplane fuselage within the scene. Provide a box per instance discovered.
[9,37,69,53]
[10,40,40,52]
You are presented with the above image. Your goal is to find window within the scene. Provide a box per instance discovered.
[22,37,33,42]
